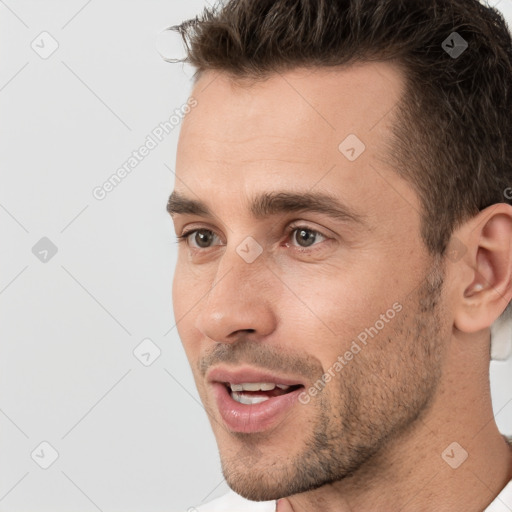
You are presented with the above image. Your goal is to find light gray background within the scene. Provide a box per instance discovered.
[1,1,512,511]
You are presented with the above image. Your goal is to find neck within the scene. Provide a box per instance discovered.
[286,335,512,512]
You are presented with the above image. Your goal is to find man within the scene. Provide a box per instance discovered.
[167,0,512,510]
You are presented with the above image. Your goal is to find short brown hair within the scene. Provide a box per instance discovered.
[169,0,512,305]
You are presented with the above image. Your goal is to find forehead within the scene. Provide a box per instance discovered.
[183,62,404,139]
[174,62,415,224]
[177,62,404,172]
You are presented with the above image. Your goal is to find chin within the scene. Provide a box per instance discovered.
[223,469,290,502]
[220,454,328,502]
[217,445,287,500]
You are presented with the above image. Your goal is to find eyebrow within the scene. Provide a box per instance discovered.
[167,190,367,225]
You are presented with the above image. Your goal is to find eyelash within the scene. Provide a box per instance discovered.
[175,224,328,253]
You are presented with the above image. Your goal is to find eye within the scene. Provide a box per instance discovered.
[176,225,328,251]
[286,224,327,250]
[176,228,220,249]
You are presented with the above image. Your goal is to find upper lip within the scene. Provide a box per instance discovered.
[207,365,306,387]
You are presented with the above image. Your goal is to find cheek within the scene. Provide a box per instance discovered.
[172,266,189,322]
[172,253,213,313]
[172,264,207,357]
[278,262,401,358]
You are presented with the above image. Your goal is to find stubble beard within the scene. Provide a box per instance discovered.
[219,260,447,502]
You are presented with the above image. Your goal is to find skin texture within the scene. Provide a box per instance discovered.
[171,63,512,511]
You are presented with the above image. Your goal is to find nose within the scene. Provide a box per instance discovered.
[194,247,277,344]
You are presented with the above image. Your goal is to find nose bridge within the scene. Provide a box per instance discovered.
[195,241,276,341]
[211,233,270,301]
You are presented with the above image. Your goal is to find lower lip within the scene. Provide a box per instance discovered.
[211,383,303,433]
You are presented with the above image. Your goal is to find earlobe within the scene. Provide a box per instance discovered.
[453,204,512,334]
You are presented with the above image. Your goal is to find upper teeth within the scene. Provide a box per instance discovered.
[229,382,291,392]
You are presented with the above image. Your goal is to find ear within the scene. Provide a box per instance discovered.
[452,203,512,333]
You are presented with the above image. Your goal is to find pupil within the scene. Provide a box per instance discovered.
[196,230,212,248]
[297,229,315,247]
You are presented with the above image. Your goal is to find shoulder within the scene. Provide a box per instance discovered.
[184,490,276,512]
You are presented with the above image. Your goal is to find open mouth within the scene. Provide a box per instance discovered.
[209,369,306,432]
[224,382,303,405]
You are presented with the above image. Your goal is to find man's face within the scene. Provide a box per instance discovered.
[171,64,451,500]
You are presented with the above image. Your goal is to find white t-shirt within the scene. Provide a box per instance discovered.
[186,437,512,512]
